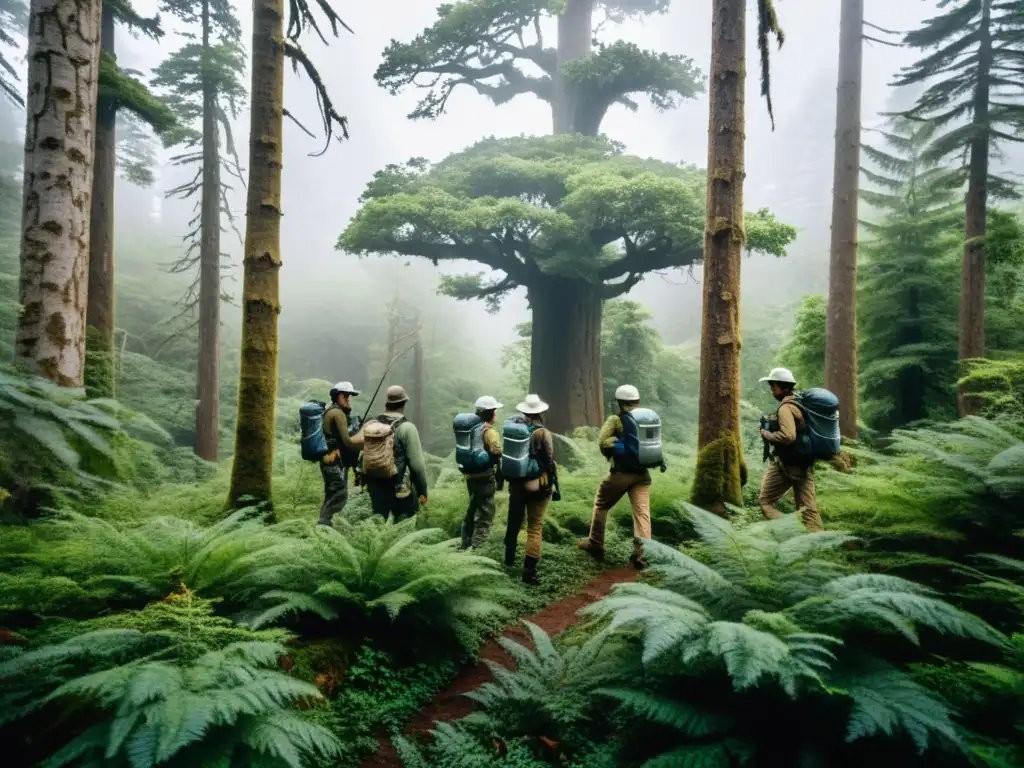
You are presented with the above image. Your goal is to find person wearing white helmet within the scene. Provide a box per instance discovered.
[757,368,824,532]
[577,384,654,569]
[458,395,505,551]
[503,394,556,585]
[318,381,364,526]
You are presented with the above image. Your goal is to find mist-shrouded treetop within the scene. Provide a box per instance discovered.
[339,133,794,432]
[375,0,702,135]
[339,134,794,308]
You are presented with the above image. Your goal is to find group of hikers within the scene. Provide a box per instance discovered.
[302,365,837,585]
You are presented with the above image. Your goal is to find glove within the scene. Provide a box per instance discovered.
[419,495,428,506]
[322,449,340,465]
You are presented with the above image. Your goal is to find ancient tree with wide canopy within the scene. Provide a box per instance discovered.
[340,134,794,433]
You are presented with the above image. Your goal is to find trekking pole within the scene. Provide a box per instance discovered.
[360,337,417,424]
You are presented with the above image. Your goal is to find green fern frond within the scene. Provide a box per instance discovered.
[596,688,730,737]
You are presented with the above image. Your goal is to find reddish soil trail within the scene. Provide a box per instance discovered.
[360,567,638,767]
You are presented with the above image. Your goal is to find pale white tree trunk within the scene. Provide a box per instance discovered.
[16,0,102,386]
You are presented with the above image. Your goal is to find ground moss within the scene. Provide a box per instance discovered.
[690,432,743,512]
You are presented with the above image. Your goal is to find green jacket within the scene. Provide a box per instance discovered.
[382,411,429,498]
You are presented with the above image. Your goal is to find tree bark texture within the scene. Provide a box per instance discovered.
[410,316,426,443]
[228,0,283,507]
[16,0,102,387]
[824,0,862,439]
[528,277,603,435]
[85,4,115,398]
[195,0,221,461]
[693,0,746,511]
[957,0,991,416]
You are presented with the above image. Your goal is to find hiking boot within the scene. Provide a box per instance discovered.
[522,556,540,586]
[576,538,605,562]
[630,538,648,571]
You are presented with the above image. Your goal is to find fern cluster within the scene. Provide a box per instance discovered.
[0,588,339,767]
[407,507,1008,767]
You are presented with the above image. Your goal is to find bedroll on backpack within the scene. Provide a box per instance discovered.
[500,416,540,480]
[620,408,664,470]
[300,402,328,462]
[792,388,841,462]
[453,413,491,474]
[362,419,400,479]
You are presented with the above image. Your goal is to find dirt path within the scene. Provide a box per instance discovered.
[360,567,638,767]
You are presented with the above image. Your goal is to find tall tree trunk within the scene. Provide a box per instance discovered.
[410,312,425,441]
[85,4,116,398]
[957,0,992,416]
[227,0,283,507]
[692,0,746,512]
[528,277,603,435]
[514,0,604,432]
[195,0,221,461]
[899,285,925,426]
[16,0,102,386]
[552,0,594,134]
[824,0,862,439]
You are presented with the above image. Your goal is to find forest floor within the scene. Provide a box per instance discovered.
[361,566,639,768]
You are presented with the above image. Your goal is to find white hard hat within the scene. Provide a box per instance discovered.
[614,384,640,401]
[759,367,797,385]
[474,395,503,410]
[516,394,549,414]
[331,381,360,396]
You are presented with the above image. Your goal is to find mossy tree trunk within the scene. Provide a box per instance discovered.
[824,0,862,439]
[410,310,426,441]
[692,0,746,512]
[957,0,992,416]
[195,0,221,462]
[227,0,283,507]
[16,0,102,387]
[85,4,116,398]
[528,276,603,435]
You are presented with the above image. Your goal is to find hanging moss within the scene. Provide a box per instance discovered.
[690,432,744,513]
[98,51,177,135]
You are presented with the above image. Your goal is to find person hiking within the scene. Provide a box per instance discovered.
[318,381,364,526]
[758,367,825,533]
[456,396,504,551]
[360,385,428,521]
[577,384,662,570]
[501,394,556,586]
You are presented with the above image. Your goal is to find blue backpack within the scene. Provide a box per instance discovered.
[500,416,541,480]
[619,408,665,470]
[453,413,492,474]
[300,402,328,461]
[779,388,841,464]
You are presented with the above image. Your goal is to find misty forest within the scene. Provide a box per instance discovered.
[2,0,1024,766]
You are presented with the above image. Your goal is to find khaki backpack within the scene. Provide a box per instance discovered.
[362,417,404,479]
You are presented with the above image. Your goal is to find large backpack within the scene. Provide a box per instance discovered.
[500,416,541,480]
[300,402,328,462]
[362,416,405,479]
[619,408,664,470]
[453,413,492,474]
[781,388,841,464]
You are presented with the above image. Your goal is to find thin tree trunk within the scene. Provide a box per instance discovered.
[85,4,116,398]
[899,285,924,425]
[16,0,102,386]
[227,0,283,507]
[692,0,746,512]
[824,0,862,439]
[528,277,603,435]
[410,311,425,441]
[195,0,221,461]
[957,0,992,416]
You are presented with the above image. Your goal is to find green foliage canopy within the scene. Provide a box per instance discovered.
[339,134,796,308]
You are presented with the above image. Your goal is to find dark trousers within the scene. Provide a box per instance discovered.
[366,478,417,522]
[319,463,349,525]
[461,475,496,549]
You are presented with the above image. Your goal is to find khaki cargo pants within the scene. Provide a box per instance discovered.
[583,471,652,551]
[758,459,824,532]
